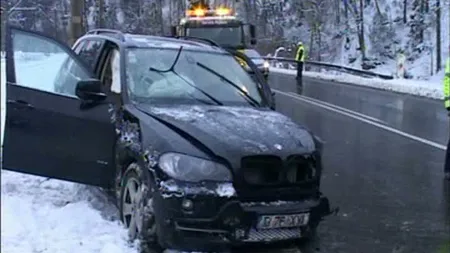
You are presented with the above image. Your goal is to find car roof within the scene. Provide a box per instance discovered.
[82,32,228,54]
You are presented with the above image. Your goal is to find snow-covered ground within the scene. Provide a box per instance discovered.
[269,67,445,100]
[0,53,138,253]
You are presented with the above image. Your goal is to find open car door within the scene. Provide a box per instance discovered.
[2,25,116,188]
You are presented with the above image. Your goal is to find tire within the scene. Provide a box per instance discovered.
[119,163,162,252]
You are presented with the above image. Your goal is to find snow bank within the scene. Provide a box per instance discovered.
[1,171,137,253]
[270,67,444,100]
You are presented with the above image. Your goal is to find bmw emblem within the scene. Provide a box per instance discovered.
[274,144,282,150]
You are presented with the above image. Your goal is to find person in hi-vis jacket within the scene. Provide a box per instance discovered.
[295,41,305,84]
[443,50,450,180]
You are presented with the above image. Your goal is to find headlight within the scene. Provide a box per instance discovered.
[159,153,232,183]
[263,61,270,68]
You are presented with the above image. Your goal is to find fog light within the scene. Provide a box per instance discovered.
[181,199,193,210]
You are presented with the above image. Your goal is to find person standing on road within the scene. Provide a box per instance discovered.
[295,41,305,85]
[444,52,450,180]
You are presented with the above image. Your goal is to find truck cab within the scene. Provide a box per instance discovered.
[171,7,256,50]
[170,6,262,79]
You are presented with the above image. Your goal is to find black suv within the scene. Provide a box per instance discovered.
[2,26,334,252]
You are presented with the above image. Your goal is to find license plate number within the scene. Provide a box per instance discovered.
[257,213,310,229]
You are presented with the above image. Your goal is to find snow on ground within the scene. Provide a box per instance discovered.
[270,67,445,100]
[1,53,138,253]
[1,171,138,253]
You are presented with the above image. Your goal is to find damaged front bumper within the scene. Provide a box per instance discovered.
[153,180,337,252]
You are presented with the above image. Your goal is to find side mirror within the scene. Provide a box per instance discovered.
[75,79,107,103]
[249,25,256,45]
[170,26,177,36]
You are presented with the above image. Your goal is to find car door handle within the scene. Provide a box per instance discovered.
[7,99,34,110]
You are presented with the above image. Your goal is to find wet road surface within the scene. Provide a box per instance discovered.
[269,73,448,146]
[264,72,450,253]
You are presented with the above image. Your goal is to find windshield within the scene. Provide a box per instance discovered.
[186,27,243,48]
[125,48,264,106]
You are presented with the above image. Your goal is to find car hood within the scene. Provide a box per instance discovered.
[136,105,316,169]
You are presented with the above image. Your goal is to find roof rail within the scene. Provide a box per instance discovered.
[86,29,125,41]
[173,36,220,47]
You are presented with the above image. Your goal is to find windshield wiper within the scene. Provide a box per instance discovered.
[148,46,223,106]
[196,62,260,107]
[149,46,183,73]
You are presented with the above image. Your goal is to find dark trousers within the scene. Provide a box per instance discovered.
[296,62,303,85]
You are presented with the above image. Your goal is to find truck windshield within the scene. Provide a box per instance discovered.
[186,27,242,48]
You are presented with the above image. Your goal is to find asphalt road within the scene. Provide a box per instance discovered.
[264,72,450,253]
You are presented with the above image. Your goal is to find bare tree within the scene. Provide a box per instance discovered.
[436,0,441,71]
[69,0,84,46]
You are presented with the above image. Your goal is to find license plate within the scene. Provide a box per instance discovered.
[257,213,310,229]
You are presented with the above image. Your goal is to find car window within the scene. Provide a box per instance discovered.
[11,30,92,97]
[77,40,104,70]
[125,47,265,106]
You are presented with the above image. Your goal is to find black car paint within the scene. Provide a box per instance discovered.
[3,26,333,252]
[3,26,116,188]
[136,104,316,169]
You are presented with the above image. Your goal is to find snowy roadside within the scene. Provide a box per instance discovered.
[1,171,138,253]
[1,55,138,253]
[269,67,445,100]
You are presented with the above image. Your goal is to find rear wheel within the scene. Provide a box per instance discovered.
[119,163,162,252]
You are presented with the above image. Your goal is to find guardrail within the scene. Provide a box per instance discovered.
[263,56,394,80]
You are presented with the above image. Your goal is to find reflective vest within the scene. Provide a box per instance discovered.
[295,45,305,62]
[445,57,450,108]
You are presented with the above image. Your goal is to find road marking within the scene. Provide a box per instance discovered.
[273,89,446,150]
[292,92,387,124]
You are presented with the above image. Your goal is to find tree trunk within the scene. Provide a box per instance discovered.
[436,0,441,71]
[69,0,84,46]
[1,3,8,51]
[373,0,382,15]
[359,0,366,59]
[317,24,322,61]
[403,0,407,23]
[309,28,314,61]
[98,0,104,28]
[335,0,340,25]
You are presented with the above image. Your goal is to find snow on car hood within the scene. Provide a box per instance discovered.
[137,105,315,169]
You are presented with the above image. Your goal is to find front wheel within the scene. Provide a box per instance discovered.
[119,163,161,252]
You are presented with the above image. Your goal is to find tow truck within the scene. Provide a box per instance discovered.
[170,0,270,80]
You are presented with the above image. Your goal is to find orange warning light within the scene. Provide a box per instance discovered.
[215,7,231,16]
[187,8,206,17]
